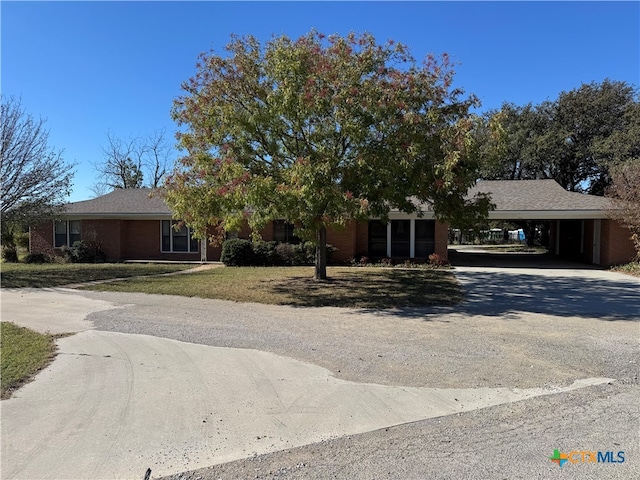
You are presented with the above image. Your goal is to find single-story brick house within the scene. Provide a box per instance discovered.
[29,180,636,266]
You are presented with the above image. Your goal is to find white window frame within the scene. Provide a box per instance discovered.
[161,220,199,253]
[53,220,81,248]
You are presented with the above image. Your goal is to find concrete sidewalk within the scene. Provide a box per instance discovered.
[0,312,612,479]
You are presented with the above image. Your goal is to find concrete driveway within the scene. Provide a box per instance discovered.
[1,257,638,480]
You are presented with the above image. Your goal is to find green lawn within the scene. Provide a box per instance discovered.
[1,322,58,399]
[84,266,462,308]
[0,263,194,288]
[470,244,548,253]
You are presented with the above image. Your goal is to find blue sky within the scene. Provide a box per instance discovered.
[3,1,639,202]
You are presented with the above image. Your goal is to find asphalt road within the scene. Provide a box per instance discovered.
[1,253,639,480]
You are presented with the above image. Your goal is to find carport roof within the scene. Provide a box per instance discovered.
[467,179,613,219]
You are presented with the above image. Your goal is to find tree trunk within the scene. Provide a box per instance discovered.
[314,226,327,280]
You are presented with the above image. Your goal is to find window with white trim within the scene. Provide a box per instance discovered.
[161,220,199,253]
[54,220,81,248]
[273,220,300,244]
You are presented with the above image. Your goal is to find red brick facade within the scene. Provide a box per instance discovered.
[31,217,634,266]
[600,219,636,267]
[549,218,636,267]
[31,219,201,262]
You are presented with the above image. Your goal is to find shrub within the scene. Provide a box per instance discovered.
[428,253,448,266]
[221,239,254,266]
[221,239,336,266]
[60,241,104,263]
[1,245,19,263]
[379,257,393,267]
[275,243,296,265]
[252,241,278,266]
[24,253,50,264]
[293,242,315,265]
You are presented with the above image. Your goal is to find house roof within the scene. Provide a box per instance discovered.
[467,179,613,219]
[65,180,613,221]
[63,188,171,218]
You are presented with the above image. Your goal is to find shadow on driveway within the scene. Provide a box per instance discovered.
[367,250,640,320]
[452,269,640,319]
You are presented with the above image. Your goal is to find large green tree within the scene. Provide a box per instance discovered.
[480,80,638,194]
[167,32,491,279]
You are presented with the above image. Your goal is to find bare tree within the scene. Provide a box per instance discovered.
[91,132,144,196]
[0,96,74,227]
[92,129,173,195]
[140,128,172,188]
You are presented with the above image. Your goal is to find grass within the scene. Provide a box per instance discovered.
[0,262,195,288]
[612,262,640,277]
[83,266,462,308]
[468,244,549,253]
[1,322,58,399]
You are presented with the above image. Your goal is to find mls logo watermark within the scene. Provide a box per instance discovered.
[550,449,625,467]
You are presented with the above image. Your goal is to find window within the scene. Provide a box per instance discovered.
[54,220,81,248]
[415,220,435,257]
[368,220,387,257]
[273,220,300,243]
[390,220,410,257]
[161,220,199,253]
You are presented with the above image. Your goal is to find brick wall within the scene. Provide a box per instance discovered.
[600,219,637,267]
[124,220,200,261]
[29,222,56,257]
[327,222,357,263]
[355,220,369,258]
[435,221,449,261]
[82,219,122,261]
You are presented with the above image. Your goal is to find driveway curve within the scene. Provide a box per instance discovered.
[1,256,638,480]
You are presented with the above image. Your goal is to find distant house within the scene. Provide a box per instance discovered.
[29,180,636,266]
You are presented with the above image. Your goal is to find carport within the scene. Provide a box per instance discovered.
[464,179,636,267]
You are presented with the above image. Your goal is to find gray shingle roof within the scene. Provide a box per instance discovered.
[64,188,171,217]
[468,179,612,212]
[64,180,612,220]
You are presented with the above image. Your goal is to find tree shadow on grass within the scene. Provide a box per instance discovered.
[266,269,462,309]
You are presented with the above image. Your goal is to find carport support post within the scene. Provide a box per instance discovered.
[592,220,601,265]
[555,220,561,255]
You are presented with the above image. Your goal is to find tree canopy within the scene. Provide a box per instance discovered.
[479,80,639,195]
[1,96,74,229]
[167,31,491,279]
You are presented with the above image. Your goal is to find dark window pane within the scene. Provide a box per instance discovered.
[172,223,188,251]
[391,220,410,257]
[54,221,67,247]
[190,235,199,253]
[161,221,171,251]
[172,236,188,251]
[274,220,300,244]
[273,220,286,242]
[368,220,387,257]
[415,220,435,257]
[54,234,67,248]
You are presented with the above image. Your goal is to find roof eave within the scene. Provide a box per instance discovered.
[488,210,610,220]
[62,213,172,220]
